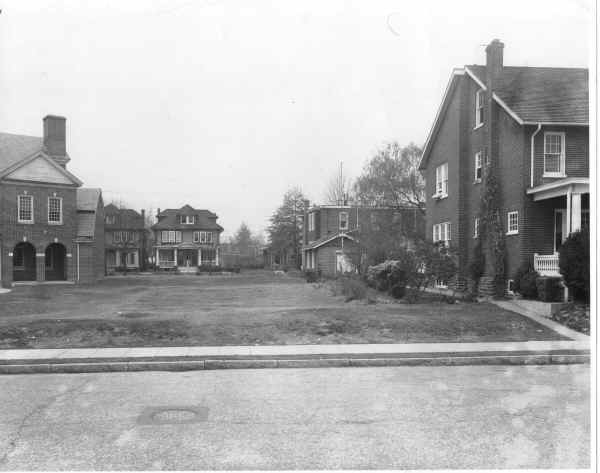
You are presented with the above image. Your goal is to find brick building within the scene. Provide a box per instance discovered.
[151,205,224,272]
[104,204,148,273]
[0,115,105,287]
[301,203,423,277]
[419,39,589,294]
[76,188,105,282]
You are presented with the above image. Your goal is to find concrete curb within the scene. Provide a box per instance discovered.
[0,352,589,374]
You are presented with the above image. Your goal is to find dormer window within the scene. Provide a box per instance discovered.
[543,132,566,177]
[339,212,349,231]
[105,215,116,225]
[180,215,194,224]
[475,89,484,128]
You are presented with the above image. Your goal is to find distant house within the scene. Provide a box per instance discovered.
[151,205,224,272]
[76,188,105,282]
[419,39,588,294]
[301,202,423,277]
[0,115,104,286]
[104,204,148,272]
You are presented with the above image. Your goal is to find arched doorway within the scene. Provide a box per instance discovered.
[45,243,67,281]
[13,242,36,281]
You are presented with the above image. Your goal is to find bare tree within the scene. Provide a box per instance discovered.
[323,162,353,205]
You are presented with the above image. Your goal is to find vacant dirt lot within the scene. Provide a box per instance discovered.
[0,270,568,348]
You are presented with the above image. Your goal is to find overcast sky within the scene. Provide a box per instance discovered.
[0,0,592,238]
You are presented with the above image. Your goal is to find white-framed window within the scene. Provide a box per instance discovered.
[47,196,63,224]
[474,152,482,182]
[308,212,315,232]
[339,212,349,231]
[175,231,182,243]
[114,231,121,243]
[475,89,484,128]
[543,132,566,177]
[18,195,33,223]
[105,215,116,224]
[474,217,480,238]
[193,231,200,243]
[180,215,195,224]
[433,222,451,246]
[507,211,519,235]
[168,230,176,242]
[507,279,515,295]
[435,163,448,197]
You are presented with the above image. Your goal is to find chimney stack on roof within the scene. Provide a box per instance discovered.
[485,39,504,85]
[43,115,69,168]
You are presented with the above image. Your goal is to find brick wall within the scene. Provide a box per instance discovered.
[0,182,78,287]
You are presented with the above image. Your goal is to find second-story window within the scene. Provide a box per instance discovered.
[308,213,315,232]
[544,132,566,177]
[339,212,349,231]
[475,89,484,128]
[474,152,482,182]
[105,215,116,224]
[507,211,519,235]
[18,195,33,223]
[162,230,182,243]
[48,197,62,224]
[433,222,451,246]
[435,163,448,197]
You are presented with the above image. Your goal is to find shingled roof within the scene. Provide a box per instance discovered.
[468,65,588,124]
[0,133,43,173]
[152,205,224,231]
[105,203,145,229]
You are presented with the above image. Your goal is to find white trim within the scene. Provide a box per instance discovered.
[527,177,589,201]
[0,151,83,186]
[17,194,34,224]
[464,66,487,91]
[543,131,566,177]
[474,217,480,238]
[47,196,63,225]
[473,123,484,131]
[305,233,356,250]
[475,90,485,128]
[492,93,524,125]
[419,69,465,170]
[506,211,519,235]
[523,121,588,126]
[530,123,542,188]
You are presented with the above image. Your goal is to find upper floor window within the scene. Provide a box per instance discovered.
[433,222,451,246]
[544,132,566,177]
[105,215,116,225]
[308,213,315,232]
[507,211,519,235]
[48,197,63,224]
[161,230,182,243]
[18,195,33,223]
[339,212,349,231]
[435,163,448,197]
[193,231,213,243]
[475,90,485,128]
[180,215,195,224]
[474,152,482,182]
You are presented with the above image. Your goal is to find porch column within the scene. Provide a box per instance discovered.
[173,248,178,267]
[198,248,202,266]
[36,253,45,282]
[571,193,582,233]
[115,250,120,268]
[216,247,220,266]
[155,248,159,269]
[566,187,572,235]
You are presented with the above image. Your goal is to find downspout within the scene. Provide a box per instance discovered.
[530,123,542,188]
[76,242,80,282]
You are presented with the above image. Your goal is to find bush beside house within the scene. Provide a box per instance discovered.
[559,229,590,303]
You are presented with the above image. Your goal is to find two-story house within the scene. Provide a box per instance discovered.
[419,39,588,295]
[104,204,148,272]
[151,205,223,272]
[0,115,105,286]
[302,202,423,276]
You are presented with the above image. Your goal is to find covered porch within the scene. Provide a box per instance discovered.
[526,178,589,276]
[154,244,220,271]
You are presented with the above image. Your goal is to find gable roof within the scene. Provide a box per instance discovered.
[77,188,102,211]
[420,64,588,170]
[303,232,356,250]
[152,205,223,231]
[104,204,145,229]
[467,65,588,124]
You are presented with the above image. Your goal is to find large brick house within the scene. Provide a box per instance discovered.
[0,115,105,287]
[419,39,589,294]
[302,203,423,277]
[104,204,148,273]
[151,205,224,272]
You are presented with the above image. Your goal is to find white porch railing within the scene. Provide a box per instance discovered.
[534,253,560,276]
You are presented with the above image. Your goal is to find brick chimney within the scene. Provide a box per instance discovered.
[485,39,504,87]
[43,115,69,168]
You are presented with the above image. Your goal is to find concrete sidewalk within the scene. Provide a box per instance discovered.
[0,340,590,374]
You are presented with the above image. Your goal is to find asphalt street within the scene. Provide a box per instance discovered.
[0,365,590,470]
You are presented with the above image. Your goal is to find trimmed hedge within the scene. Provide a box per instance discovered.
[536,277,562,302]
[512,262,539,299]
[559,229,590,302]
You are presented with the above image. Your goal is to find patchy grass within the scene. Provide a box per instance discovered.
[0,270,569,348]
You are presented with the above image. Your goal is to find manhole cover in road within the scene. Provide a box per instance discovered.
[137,406,209,425]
